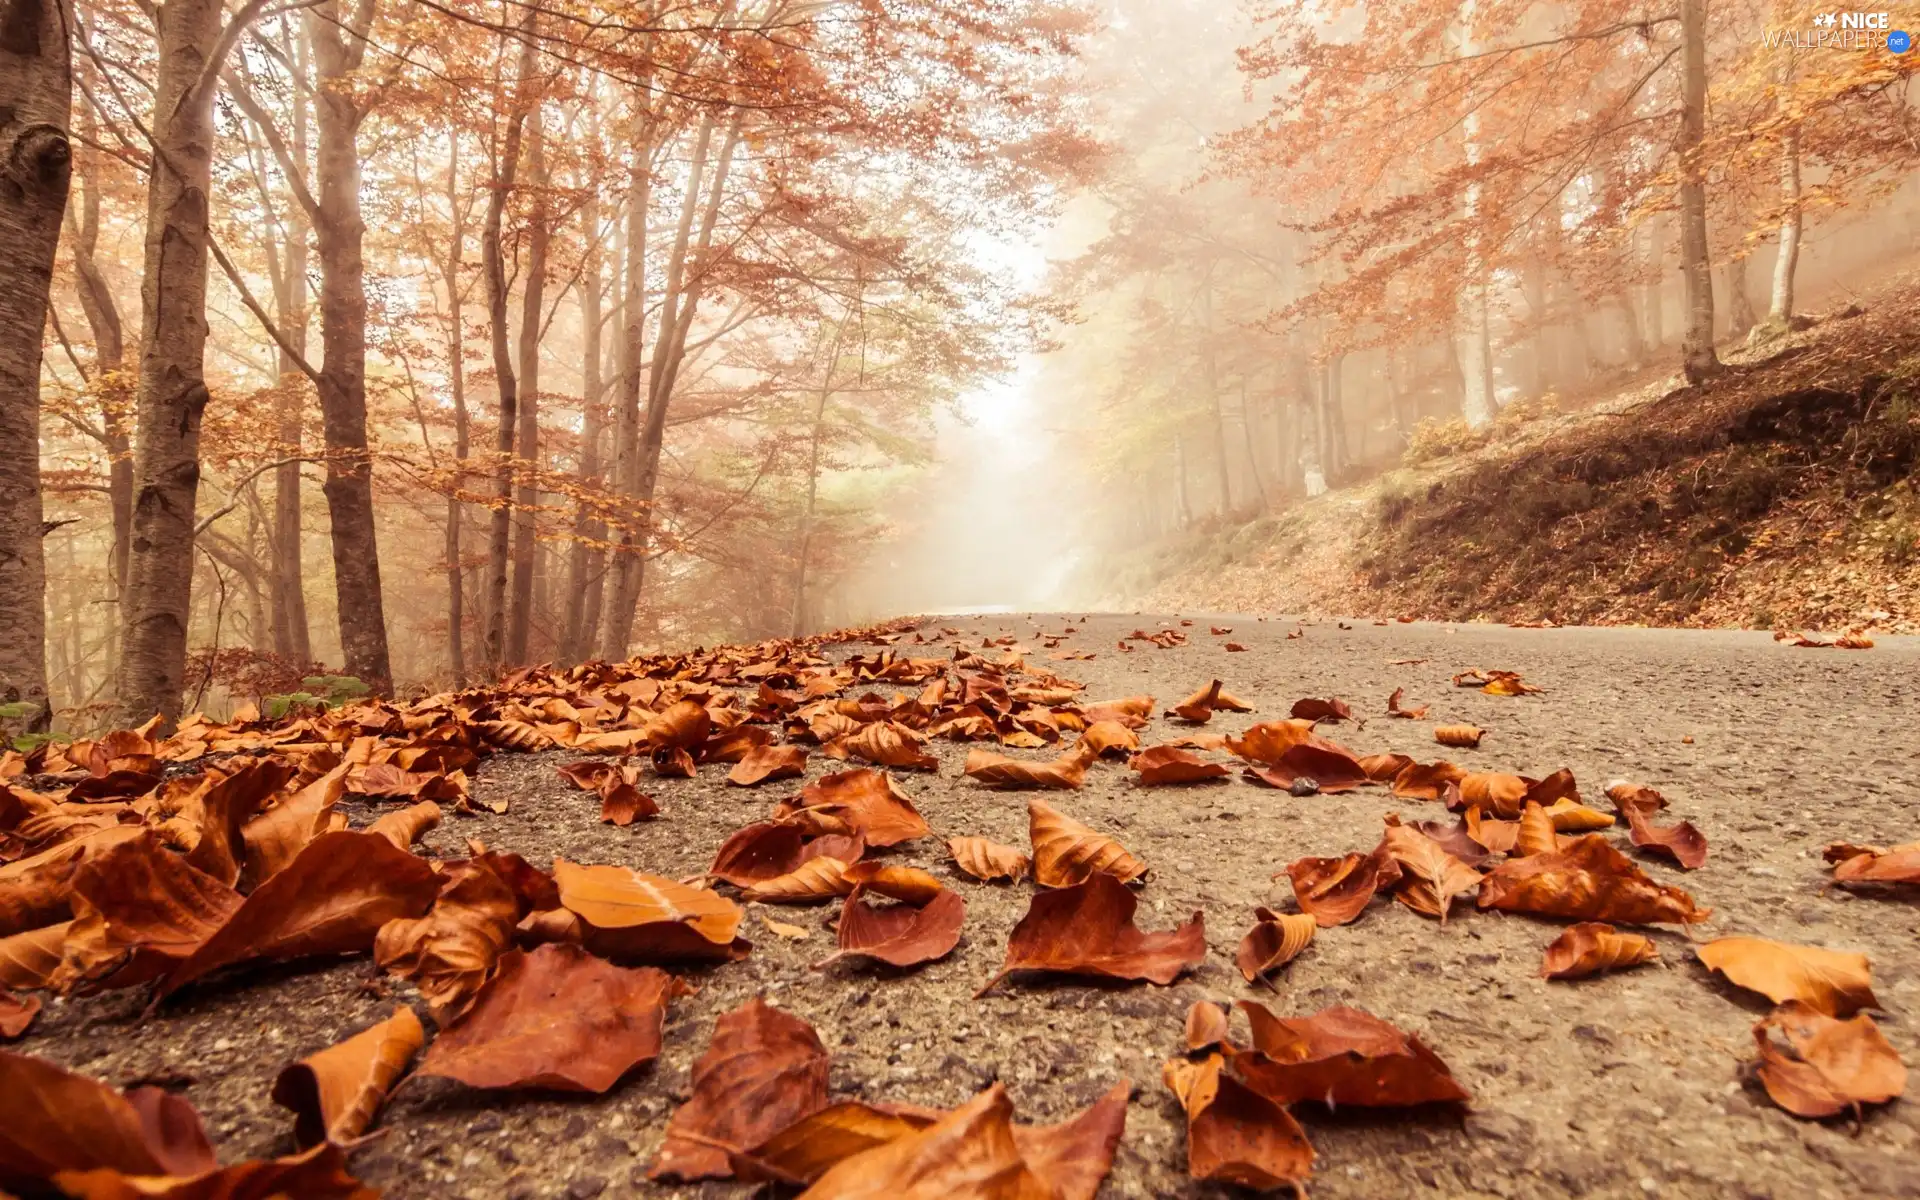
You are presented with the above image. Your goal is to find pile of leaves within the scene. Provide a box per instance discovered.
[0,617,1910,1196]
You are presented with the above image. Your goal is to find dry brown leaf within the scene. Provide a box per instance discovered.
[839,862,944,905]
[777,770,931,846]
[1222,720,1315,766]
[1826,842,1920,885]
[1459,772,1530,818]
[1,922,71,990]
[1164,1052,1313,1192]
[1391,760,1468,800]
[1289,697,1352,724]
[728,744,809,787]
[648,699,713,752]
[1514,801,1562,858]
[240,764,350,888]
[978,873,1203,995]
[730,1102,939,1186]
[1752,1001,1907,1119]
[1618,803,1707,870]
[1696,937,1879,1016]
[366,800,441,849]
[413,943,687,1093]
[1539,923,1660,980]
[1281,847,1402,928]
[53,1141,376,1200]
[742,858,856,904]
[1236,907,1316,986]
[833,721,939,771]
[1232,1001,1471,1108]
[0,828,142,939]
[816,887,966,970]
[1434,724,1484,748]
[1028,798,1147,888]
[763,915,811,940]
[1358,752,1413,782]
[947,837,1029,884]
[1128,746,1231,786]
[0,1049,218,1186]
[1378,817,1483,923]
[1478,835,1710,926]
[270,1006,423,1145]
[707,822,864,887]
[555,860,750,963]
[1,988,39,1038]
[55,832,241,992]
[373,859,519,1018]
[1079,721,1140,759]
[1185,1001,1228,1052]
[1540,799,1614,832]
[651,997,831,1181]
[1241,740,1370,793]
[1081,695,1153,727]
[962,742,1095,790]
[1385,688,1428,720]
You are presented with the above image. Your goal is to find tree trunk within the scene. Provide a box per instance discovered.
[1725,255,1756,338]
[561,189,606,665]
[1641,214,1667,348]
[306,0,391,694]
[1172,434,1193,527]
[596,97,653,662]
[441,136,469,686]
[1455,0,1497,429]
[1199,280,1231,515]
[790,309,851,638]
[1767,128,1802,331]
[506,112,547,666]
[0,0,69,724]
[480,18,538,673]
[116,0,227,726]
[1677,0,1721,383]
[269,35,311,664]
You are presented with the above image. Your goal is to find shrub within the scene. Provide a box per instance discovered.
[1403,416,1487,466]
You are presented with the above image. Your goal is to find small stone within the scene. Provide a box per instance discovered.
[1288,778,1319,797]
[566,1176,607,1199]
[212,1038,233,1052]
[467,1114,502,1135]
[562,1114,589,1139]
[504,1180,537,1200]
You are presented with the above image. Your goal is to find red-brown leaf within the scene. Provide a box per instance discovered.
[978,873,1204,994]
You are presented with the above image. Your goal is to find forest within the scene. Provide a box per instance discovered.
[2,0,1916,730]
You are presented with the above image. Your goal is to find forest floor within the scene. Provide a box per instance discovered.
[18,613,1920,1199]
[1111,273,1920,635]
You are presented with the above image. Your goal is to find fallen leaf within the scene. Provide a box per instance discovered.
[1128,746,1231,786]
[1169,680,1224,723]
[270,1006,423,1145]
[52,1143,376,1200]
[1357,752,1413,782]
[947,837,1029,884]
[817,886,965,970]
[240,764,350,888]
[1028,798,1147,888]
[963,742,1095,790]
[1514,801,1562,858]
[56,832,241,992]
[1697,937,1879,1016]
[1,988,39,1038]
[1459,772,1529,818]
[1541,799,1615,832]
[413,943,686,1092]
[1434,724,1484,748]
[1242,741,1369,793]
[1282,848,1402,927]
[159,831,442,999]
[1236,907,1316,986]
[1232,1001,1470,1108]
[729,744,809,787]
[741,857,854,904]
[366,800,442,849]
[555,860,750,963]
[1826,842,1920,885]
[651,997,831,1181]
[707,822,864,887]
[1406,816,1497,867]
[1222,720,1315,766]
[834,721,939,771]
[1752,1000,1906,1118]
[373,859,519,1018]
[978,873,1203,995]
[1378,817,1482,922]
[1079,721,1140,758]
[1385,688,1428,719]
[1081,696,1153,727]
[1478,835,1710,926]
[1224,642,1248,652]
[1164,1052,1313,1192]
[839,862,944,905]
[1209,626,1232,635]
[0,1050,217,1186]
[777,770,931,846]
[1289,697,1352,723]
[0,921,68,990]
[1391,760,1468,800]
[648,699,713,752]
[1464,806,1519,854]
[1186,1001,1228,1051]
[0,829,141,939]
[763,915,811,940]
[731,1102,939,1186]
[1540,923,1660,980]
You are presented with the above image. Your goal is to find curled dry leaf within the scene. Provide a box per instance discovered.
[1379,817,1483,923]
[373,858,518,1018]
[1478,835,1710,927]
[963,741,1095,790]
[1236,907,1316,986]
[366,800,441,849]
[56,832,241,992]
[1289,697,1352,724]
[1460,772,1530,818]
[648,699,713,752]
[0,1050,218,1187]
[1464,806,1519,853]
[1541,799,1614,832]
[1696,937,1879,1016]
[1164,1052,1314,1192]
[730,1102,939,1186]
[1080,720,1140,758]
[1514,801,1561,858]
[1232,1001,1471,1108]
[1128,746,1231,786]
[555,860,750,963]
[601,785,658,827]
[270,1006,423,1145]
[1434,725,1484,749]
[1243,740,1369,793]
[817,886,965,970]
[651,997,831,1181]
[1358,752,1413,782]
[1081,695,1153,727]
[159,831,442,1000]
[978,873,1204,995]
[1826,842,1920,885]
[1391,760,1467,800]
[1752,1000,1907,1119]
[834,721,939,771]
[240,764,350,889]
[1385,688,1428,719]
[946,836,1029,884]
[53,1142,376,1200]
[1540,923,1660,980]
[1282,847,1402,928]
[1169,680,1223,723]
[1616,800,1707,869]
[1028,798,1147,888]
[840,862,944,905]
[1186,1001,1228,1052]
[778,770,930,846]
[1,989,39,1038]
[741,858,854,904]
[414,943,686,1093]
[0,828,142,939]
[708,822,864,888]
[1407,816,1496,868]
[1222,720,1315,766]
[728,744,808,787]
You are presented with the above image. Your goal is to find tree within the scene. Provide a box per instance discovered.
[1678,0,1722,383]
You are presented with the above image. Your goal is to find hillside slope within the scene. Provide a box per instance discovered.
[1109,277,1920,634]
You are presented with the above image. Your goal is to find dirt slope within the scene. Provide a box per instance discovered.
[19,614,1919,1199]
[1116,279,1920,635]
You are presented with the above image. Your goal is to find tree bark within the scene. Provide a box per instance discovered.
[480,15,538,673]
[268,32,312,664]
[1677,0,1721,383]
[1725,255,1757,338]
[1767,129,1802,330]
[116,0,229,726]
[1199,279,1231,516]
[0,0,70,724]
[596,97,653,662]
[306,0,392,694]
[561,190,607,664]
[441,135,470,686]
[506,111,547,666]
